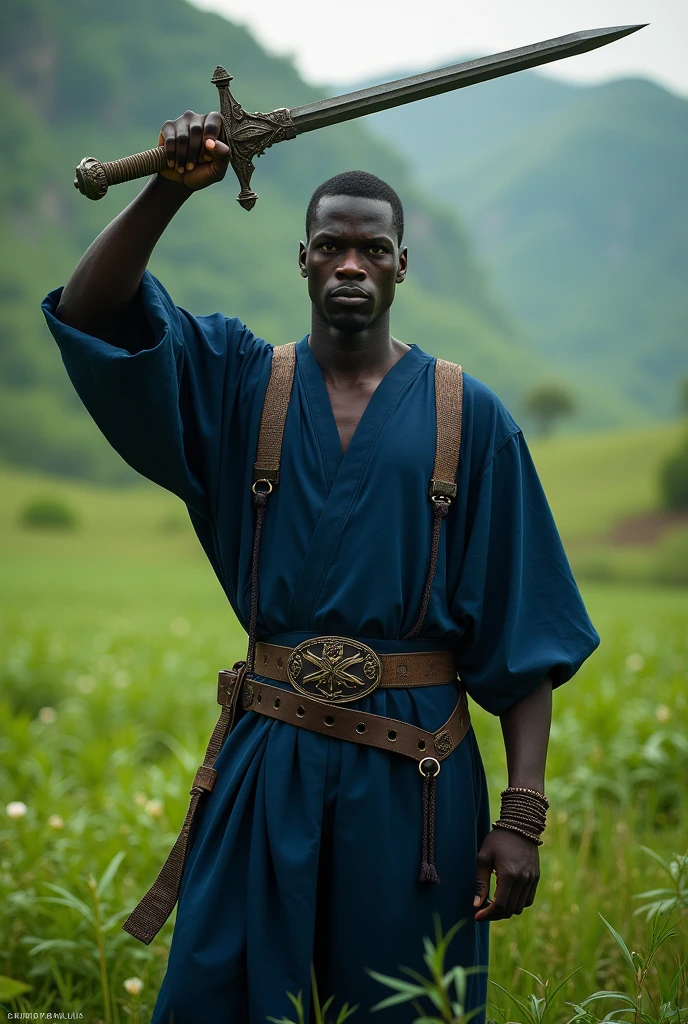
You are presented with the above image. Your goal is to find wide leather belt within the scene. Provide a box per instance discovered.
[254,637,456,704]
[220,673,470,766]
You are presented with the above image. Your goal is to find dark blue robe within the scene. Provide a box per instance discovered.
[41,271,600,1024]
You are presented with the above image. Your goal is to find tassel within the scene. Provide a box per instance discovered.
[419,770,440,884]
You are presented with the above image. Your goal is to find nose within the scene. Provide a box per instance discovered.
[335,249,366,279]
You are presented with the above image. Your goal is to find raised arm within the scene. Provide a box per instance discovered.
[56,111,231,342]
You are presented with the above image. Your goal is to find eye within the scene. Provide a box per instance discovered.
[319,243,338,252]
[368,245,388,255]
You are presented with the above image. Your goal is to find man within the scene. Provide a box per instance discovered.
[41,109,600,1023]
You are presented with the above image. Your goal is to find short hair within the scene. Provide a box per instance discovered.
[305,170,404,245]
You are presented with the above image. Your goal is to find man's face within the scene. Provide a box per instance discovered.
[299,195,407,334]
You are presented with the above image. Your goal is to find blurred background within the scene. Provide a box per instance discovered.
[1,1,687,1021]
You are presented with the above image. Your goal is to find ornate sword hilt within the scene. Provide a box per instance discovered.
[74,65,296,211]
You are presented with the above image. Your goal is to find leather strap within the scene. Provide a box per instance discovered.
[404,359,463,639]
[254,642,456,688]
[429,358,463,500]
[234,676,470,764]
[121,661,247,944]
[253,341,296,484]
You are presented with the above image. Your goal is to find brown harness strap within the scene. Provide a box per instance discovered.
[122,343,297,945]
[404,358,463,639]
[253,341,297,484]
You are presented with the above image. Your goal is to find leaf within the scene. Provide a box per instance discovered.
[637,846,675,878]
[26,938,80,955]
[366,968,428,995]
[0,975,32,1001]
[95,849,127,898]
[598,915,637,975]
[39,883,93,921]
[336,1004,359,1023]
[578,992,636,1008]
[464,1006,488,1024]
[545,964,589,1007]
[369,989,427,1011]
[489,980,532,1024]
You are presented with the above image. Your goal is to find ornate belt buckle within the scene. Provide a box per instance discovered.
[287,635,382,704]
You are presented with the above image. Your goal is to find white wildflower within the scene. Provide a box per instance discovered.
[38,706,57,724]
[145,798,164,818]
[124,977,144,996]
[6,801,27,819]
[48,814,65,829]
[655,704,671,723]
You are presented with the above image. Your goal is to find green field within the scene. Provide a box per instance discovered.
[1,426,687,1022]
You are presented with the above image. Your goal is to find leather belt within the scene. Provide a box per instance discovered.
[254,638,456,704]
[224,673,470,766]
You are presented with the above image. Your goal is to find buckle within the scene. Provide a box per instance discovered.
[287,635,382,705]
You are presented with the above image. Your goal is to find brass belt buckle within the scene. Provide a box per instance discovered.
[287,635,382,704]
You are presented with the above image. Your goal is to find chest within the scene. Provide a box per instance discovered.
[324,378,379,454]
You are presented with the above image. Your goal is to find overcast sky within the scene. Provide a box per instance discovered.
[190,0,687,97]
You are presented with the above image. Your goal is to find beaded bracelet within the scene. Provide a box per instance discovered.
[491,785,548,845]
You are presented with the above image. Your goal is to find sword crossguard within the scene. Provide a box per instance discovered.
[74,65,297,210]
[210,65,296,210]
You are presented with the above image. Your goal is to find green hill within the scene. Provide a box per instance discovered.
[356,68,688,420]
[0,0,647,482]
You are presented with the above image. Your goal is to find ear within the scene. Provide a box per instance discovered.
[396,245,408,284]
[298,241,308,278]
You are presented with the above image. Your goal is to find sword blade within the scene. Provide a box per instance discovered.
[289,25,646,134]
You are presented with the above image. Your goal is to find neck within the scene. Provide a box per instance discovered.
[308,307,410,381]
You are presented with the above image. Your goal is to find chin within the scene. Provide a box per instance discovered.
[327,311,371,334]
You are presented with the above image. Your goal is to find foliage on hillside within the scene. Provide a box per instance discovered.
[363,70,688,420]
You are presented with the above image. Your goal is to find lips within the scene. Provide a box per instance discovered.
[329,286,371,305]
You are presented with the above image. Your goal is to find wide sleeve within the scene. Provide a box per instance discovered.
[40,269,269,519]
[451,429,600,716]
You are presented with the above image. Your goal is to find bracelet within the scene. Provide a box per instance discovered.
[501,786,549,809]
[491,820,543,846]
[493,786,549,845]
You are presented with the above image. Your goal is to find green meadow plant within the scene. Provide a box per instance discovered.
[266,962,359,1024]
[367,916,486,1023]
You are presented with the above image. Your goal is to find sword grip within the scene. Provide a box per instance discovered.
[73,64,296,211]
[74,146,170,200]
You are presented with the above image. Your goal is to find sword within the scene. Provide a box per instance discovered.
[74,24,646,210]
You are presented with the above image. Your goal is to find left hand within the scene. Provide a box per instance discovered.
[473,827,540,920]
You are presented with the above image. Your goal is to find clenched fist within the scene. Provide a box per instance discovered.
[157,110,231,192]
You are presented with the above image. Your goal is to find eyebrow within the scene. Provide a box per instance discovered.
[311,232,394,245]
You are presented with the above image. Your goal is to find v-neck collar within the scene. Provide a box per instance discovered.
[295,335,429,486]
